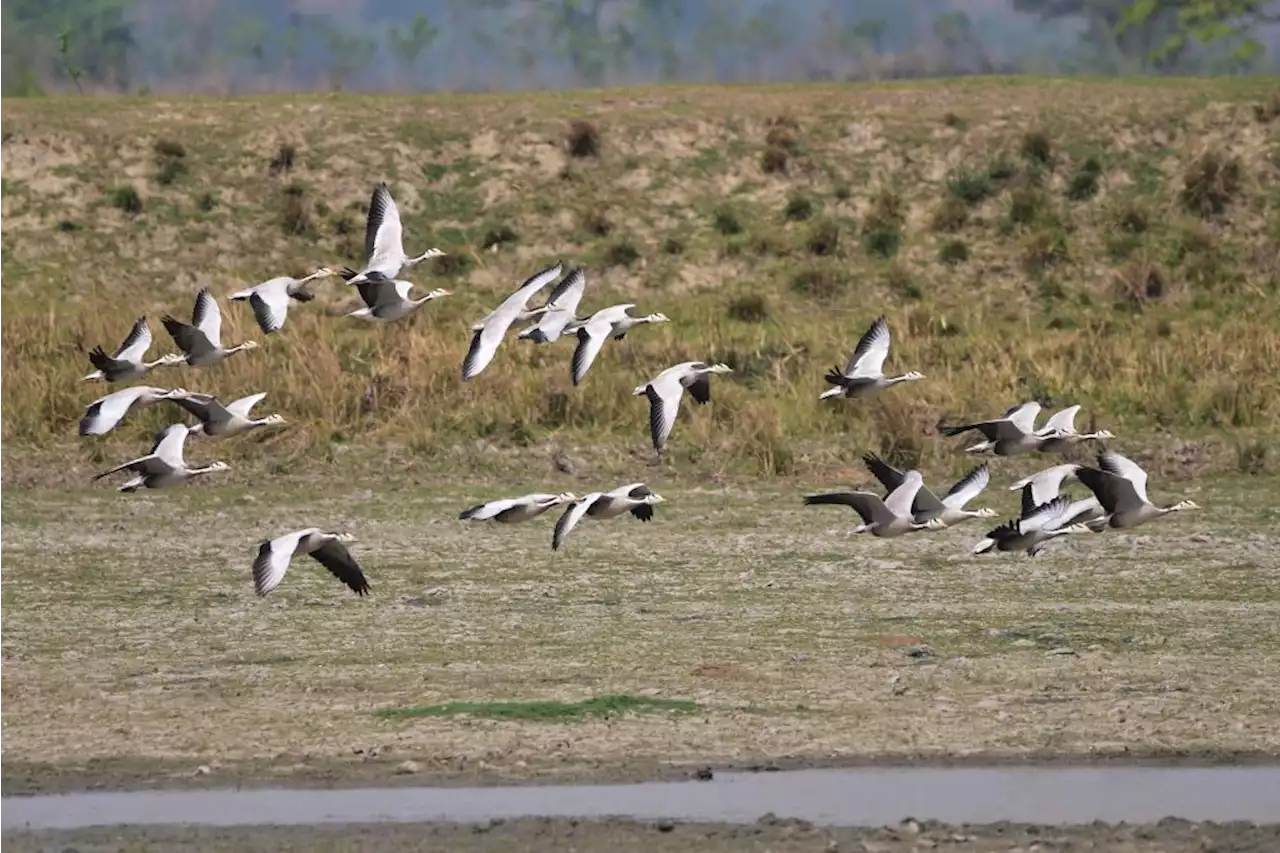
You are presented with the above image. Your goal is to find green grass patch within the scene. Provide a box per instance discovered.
[374,693,700,722]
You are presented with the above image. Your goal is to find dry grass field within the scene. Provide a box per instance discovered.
[3,78,1280,798]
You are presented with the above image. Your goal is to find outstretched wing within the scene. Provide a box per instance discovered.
[552,495,599,551]
[1097,451,1151,505]
[544,267,587,313]
[310,539,371,596]
[941,463,990,509]
[861,451,907,493]
[801,490,879,525]
[191,288,223,349]
[570,323,610,386]
[365,182,404,271]
[844,315,890,378]
[644,373,686,453]
[113,316,152,361]
[248,284,291,335]
[1040,404,1081,435]
[253,532,304,597]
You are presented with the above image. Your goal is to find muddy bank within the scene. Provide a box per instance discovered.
[7,748,1279,798]
[7,817,1280,853]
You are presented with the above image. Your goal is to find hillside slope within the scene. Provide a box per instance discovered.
[2,79,1278,482]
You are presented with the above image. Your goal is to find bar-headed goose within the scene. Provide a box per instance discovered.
[819,315,924,401]
[971,486,1092,557]
[460,492,578,523]
[79,385,185,437]
[167,390,285,438]
[93,423,229,492]
[1034,404,1117,453]
[346,273,451,323]
[82,316,185,383]
[252,529,370,597]
[552,483,664,551]
[1075,451,1201,530]
[632,361,732,454]
[861,452,998,529]
[1008,462,1108,532]
[942,402,1066,456]
[803,470,949,538]
[340,182,444,285]
[162,289,259,367]
[229,267,336,335]
[517,267,588,344]
[462,261,564,381]
[567,304,671,386]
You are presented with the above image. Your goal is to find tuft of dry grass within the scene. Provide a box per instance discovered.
[1112,255,1170,307]
[565,119,600,158]
[268,142,296,176]
[760,145,788,175]
[1180,149,1243,218]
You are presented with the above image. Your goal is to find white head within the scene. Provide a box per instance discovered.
[972,507,1000,519]
[206,460,231,473]
[426,288,452,300]
[188,422,207,437]
[923,517,949,530]
[164,387,192,399]
[556,491,579,504]
[632,383,649,396]
[900,371,926,381]
[645,313,671,324]
[159,353,189,365]
[1167,499,1201,513]
[241,340,261,351]
[1093,429,1117,440]
[262,413,287,427]
[706,362,733,375]
[643,491,666,505]
[330,531,357,544]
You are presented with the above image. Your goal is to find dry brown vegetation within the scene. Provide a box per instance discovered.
[2,79,1279,481]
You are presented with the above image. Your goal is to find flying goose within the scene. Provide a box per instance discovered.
[229,267,336,335]
[861,452,999,528]
[1075,451,1201,530]
[803,469,949,538]
[942,402,1067,456]
[552,483,664,551]
[79,385,185,437]
[93,423,229,492]
[1033,404,1117,453]
[461,261,565,381]
[346,273,451,323]
[340,182,444,285]
[82,316,185,383]
[632,361,732,454]
[161,288,260,367]
[567,303,671,386]
[517,267,588,344]
[971,486,1093,556]
[1010,463,1083,507]
[167,390,286,438]
[460,492,579,523]
[819,315,924,401]
[252,529,370,597]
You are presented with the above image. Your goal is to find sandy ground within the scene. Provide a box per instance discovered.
[7,817,1280,853]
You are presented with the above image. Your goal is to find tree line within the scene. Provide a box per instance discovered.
[4,0,1277,95]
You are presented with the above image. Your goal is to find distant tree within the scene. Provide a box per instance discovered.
[388,13,438,88]
[932,10,992,73]
[1118,0,1280,62]
[1012,0,1187,70]
[2,0,136,92]
[851,17,889,53]
[227,15,270,78]
[740,1,786,80]
[320,24,376,91]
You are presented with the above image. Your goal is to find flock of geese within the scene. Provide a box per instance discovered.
[77,182,1202,598]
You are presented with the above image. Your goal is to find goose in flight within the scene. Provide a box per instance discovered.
[93,423,229,492]
[633,361,732,454]
[942,402,1066,456]
[1033,404,1117,453]
[552,483,664,551]
[971,486,1092,556]
[167,390,286,438]
[819,315,924,401]
[229,267,336,335]
[517,267,588,344]
[346,273,451,323]
[1075,451,1201,530]
[803,469,949,538]
[861,452,999,529]
[460,492,578,523]
[340,182,444,285]
[461,261,564,381]
[252,529,370,597]
[1009,462,1108,532]
[82,316,185,383]
[162,288,259,367]
[567,303,671,386]
[79,385,185,437]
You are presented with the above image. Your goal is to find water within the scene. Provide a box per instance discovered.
[5,766,1280,832]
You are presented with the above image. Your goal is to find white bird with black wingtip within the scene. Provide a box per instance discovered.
[1033,404,1117,453]
[942,401,1067,457]
[167,389,286,439]
[340,182,444,286]
[92,423,230,492]
[460,492,579,524]
[552,483,665,551]
[79,385,185,437]
[819,315,924,401]
[82,316,185,383]
[461,261,565,381]
[229,267,336,335]
[1074,451,1201,530]
[860,452,999,529]
[252,529,370,597]
[161,288,260,367]
[971,485,1093,557]
[802,469,948,538]
[566,303,670,386]
[633,361,732,455]
[346,274,452,323]
[517,267,589,344]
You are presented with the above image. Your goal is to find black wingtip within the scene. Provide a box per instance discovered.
[630,503,654,522]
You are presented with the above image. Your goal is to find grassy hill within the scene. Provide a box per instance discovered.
[3,78,1278,484]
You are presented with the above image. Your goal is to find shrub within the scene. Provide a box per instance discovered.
[566,119,600,158]
[886,263,923,300]
[155,157,187,186]
[712,206,743,236]
[1020,130,1053,166]
[760,146,788,174]
[153,138,186,160]
[482,223,519,249]
[1009,185,1044,225]
[57,219,79,232]
[603,240,640,267]
[1180,150,1242,218]
[727,294,770,323]
[987,154,1017,183]
[196,191,218,212]
[269,143,296,176]
[764,125,797,150]
[660,236,685,255]
[581,207,613,237]
[833,183,852,201]
[938,239,970,265]
[1066,156,1102,201]
[108,185,142,215]
[784,194,815,222]
[942,111,967,129]
[1114,203,1149,234]
[790,266,847,299]
[281,183,311,235]
[862,227,900,259]
[947,167,993,205]
[805,219,840,256]
[1253,88,1280,123]
[1022,228,1069,273]
[433,253,473,277]
[930,197,968,232]
[1112,257,1169,306]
